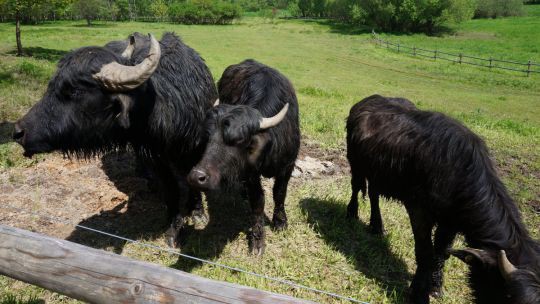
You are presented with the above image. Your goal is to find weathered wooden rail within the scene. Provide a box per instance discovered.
[0,225,314,303]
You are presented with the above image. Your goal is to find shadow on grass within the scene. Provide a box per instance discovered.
[295,18,455,37]
[300,197,410,303]
[171,190,256,272]
[66,151,169,254]
[66,150,258,271]
[72,23,118,28]
[6,47,68,62]
[0,122,14,144]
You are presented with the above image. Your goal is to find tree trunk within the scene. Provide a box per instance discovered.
[15,7,23,56]
[86,17,92,26]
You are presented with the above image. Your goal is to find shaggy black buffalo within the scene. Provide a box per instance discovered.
[346,95,540,304]
[346,94,416,234]
[187,59,300,255]
[13,33,218,248]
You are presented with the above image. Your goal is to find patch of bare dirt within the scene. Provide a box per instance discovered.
[0,152,168,251]
[294,137,349,178]
[0,140,346,249]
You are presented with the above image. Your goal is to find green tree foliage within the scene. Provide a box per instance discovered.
[73,0,107,25]
[323,0,478,33]
[169,0,242,24]
[149,0,168,21]
[475,0,524,18]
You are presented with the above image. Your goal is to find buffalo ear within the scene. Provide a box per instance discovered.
[113,94,134,129]
[247,133,270,165]
[449,248,498,268]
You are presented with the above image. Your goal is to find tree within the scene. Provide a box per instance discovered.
[73,0,106,25]
[149,0,168,21]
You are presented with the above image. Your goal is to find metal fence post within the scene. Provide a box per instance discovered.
[527,60,531,77]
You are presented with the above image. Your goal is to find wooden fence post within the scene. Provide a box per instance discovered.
[458,53,462,64]
[0,225,314,304]
[489,57,492,69]
[434,50,437,60]
[413,46,416,56]
[527,60,531,77]
[397,43,400,53]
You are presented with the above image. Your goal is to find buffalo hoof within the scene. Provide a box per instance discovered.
[165,215,185,249]
[248,227,265,256]
[368,224,385,236]
[272,216,288,231]
[346,207,359,220]
[249,238,265,256]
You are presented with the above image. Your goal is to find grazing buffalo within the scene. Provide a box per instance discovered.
[346,95,540,304]
[13,33,218,248]
[187,59,300,255]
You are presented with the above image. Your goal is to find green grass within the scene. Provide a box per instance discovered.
[0,11,539,304]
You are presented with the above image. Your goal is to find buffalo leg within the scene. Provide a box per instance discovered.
[272,165,292,230]
[346,174,363,220]
[247,175,266,256]
[367,186,384,235]
[407,206,435,304]
[153,162,184,248]
[430,225,456,298]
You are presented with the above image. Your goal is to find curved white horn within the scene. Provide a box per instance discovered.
[498,250,517,282]
[214,98,220,107]
[121,35,135,59]
[93,33,161,92]
[259,103,289,130]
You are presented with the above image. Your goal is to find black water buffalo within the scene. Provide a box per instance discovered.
[346,94,417,234]
[13,33,218,247]
[187,59,300,255]
[346,95,540,304]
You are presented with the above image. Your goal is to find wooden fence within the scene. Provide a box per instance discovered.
[0,224,314,304]
[372,31,539,76]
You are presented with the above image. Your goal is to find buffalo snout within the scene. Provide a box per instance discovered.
[188,167,220,190]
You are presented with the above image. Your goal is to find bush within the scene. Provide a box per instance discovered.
[169,0,242,24]
[325,0,476,33]
[475,0,524,18]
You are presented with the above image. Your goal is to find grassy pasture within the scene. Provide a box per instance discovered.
[0,7,539,304]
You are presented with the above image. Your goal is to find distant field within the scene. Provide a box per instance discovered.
[0,8,538,304]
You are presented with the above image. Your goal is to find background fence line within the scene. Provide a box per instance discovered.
[372,31,539,76]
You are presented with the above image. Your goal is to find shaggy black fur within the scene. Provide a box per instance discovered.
[13,33,218,248]
[346,94,540,304]
[187,59,300,255]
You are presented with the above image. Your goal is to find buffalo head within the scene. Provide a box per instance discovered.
[13,34,161,157]
[187,100,289,190]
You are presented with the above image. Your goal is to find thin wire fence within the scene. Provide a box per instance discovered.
[0,202,369,304]
[372,30,539,76]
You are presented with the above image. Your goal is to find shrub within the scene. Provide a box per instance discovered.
[475,0,524,18]
[169,0,242,24]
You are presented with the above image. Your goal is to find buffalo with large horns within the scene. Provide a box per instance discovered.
[346,95,540,304]
[13,32,218,247]
[187,59,300,255]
